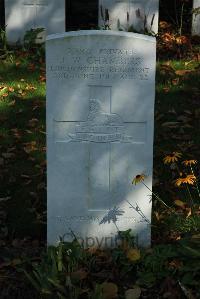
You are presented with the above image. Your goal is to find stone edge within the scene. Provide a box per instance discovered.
[46,30,156,43]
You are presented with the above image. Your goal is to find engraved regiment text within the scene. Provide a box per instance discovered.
[49,47,150,81]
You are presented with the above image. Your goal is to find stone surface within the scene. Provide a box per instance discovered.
[5,0,65,43]
[192,0,200,36]
[46,30,156,247]
[99,0,159,34]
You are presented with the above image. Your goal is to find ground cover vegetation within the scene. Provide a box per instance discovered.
[0,8,200,299]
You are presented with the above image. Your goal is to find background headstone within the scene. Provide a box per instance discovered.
[5,0,65,43]
[99,0,159,34]
[46,30,156,247]
[192,0,200,35]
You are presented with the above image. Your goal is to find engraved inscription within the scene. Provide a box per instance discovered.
[49,47,150,81]
[54,215,137,223]
[68,99,134,143]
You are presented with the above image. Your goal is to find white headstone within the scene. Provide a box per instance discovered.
[192,0,200,36]
[99,0,159,34]
[5,0,65,43]
[46,30,156,248]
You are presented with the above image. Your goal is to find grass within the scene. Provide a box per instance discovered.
[0,51,46,240]
[0,46,200,298]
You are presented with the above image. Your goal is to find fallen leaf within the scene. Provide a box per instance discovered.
[125,287,141,299]
[174,200,186,209]
[8,87,14,92]
[28,63,36,71]
[71,270,88,281]
[23,141,37,153]
[163,87,170,93]
[2,93,8,97]
[186,208,192,218]
[175,69,193,76]
[39,75,46,82]
[0,86,7,94]
[172,78,179,85]
[101,282,118,299]
[161,122,180,128]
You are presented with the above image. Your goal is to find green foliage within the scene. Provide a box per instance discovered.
[0,28,7,52]
[23,28,45,62]
[24,240,86,299]
[23,27,45,49]
[167,214,200,234]
[0,28,13,60]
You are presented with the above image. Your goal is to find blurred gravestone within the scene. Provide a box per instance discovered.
[46,30,156,248]
[192,0,200,35]
[99,0,159,34]
[5,0,65,43]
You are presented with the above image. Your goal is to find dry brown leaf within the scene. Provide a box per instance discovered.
[161,122,180,128]
[186,208,192,218]
[163,87,170,93]
[101,282,118,299]
[125,287,141,299]
[174,200,186,209]
[8,87,14,92]
[71,269,88,281]
[2,93,8,97]
[175,69,193,76]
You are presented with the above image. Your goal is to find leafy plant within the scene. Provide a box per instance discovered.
[0,27,13,60]
[23,27,45,49]
[23,28,45,62]
[24,240,86,298]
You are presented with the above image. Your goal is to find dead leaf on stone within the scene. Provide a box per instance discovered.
[125,287,141,299]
